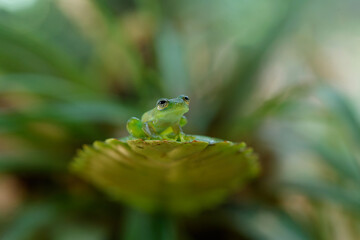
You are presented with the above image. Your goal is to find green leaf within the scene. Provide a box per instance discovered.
[0,153,67,173]
[70,136,259,214]
[0,23,91,87]
[208,0,309,132]
[33,101,134,125]
[317,86,360,144]
[0,74,102,101]
[1,202,59,240]
[229,205,312,240]
[229,84,310,137]
[155,23,189,96]
[306,141,360,185]
[50,221,108,240]
[281,179,360,211]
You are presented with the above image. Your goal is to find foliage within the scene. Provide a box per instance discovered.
[0,0,359,239]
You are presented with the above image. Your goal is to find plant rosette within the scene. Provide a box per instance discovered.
[71,135,260,214]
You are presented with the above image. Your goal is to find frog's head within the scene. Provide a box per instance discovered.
[155,95,189,118]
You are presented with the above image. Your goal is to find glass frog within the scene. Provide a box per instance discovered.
[126,95,191,141]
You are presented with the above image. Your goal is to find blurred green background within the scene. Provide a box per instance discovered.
[1,0,360,239]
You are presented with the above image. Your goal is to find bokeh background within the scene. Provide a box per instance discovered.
[1,0,360,239]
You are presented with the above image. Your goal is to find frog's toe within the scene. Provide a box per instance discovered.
[179,134,185,142]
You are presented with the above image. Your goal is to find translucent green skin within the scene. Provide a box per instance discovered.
[126,96,189,141]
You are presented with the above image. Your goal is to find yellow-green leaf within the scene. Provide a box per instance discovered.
[70,136,260,214]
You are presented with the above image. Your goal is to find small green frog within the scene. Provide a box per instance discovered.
[126,95,190,141]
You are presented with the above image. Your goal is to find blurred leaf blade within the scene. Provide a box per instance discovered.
[281,179,360,211]
[0,74,103,101]
[306,140,360,185]
[0,151,68,173]
[1,202,60,240]
[317,86,360,144]
[155,23,190,96]
[230,84,311,137]
[209,0,309,132]
[0,22,93,87]
[229,205,313,240]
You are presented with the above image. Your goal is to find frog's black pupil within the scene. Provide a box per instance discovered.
[159,100,166,105]
[184,96,189,100]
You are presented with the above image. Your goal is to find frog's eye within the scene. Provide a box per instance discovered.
[157,99,169,110]
[180,95,190,105]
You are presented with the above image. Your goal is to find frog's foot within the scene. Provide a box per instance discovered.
[166,132,188,142]
[179,133,193,142]
[162,132,178,141]
[183,134,196,142]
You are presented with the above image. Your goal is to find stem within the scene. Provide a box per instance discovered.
[123,208,176,240]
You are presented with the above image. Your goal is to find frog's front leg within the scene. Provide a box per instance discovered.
[143,121,161,139]
[127,117,147,138]
[171,123,186,141]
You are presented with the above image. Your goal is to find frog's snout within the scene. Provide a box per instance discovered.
[172,102,189,113]
[181,103,190,112]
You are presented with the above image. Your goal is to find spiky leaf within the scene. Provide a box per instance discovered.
[71,136,259,214]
